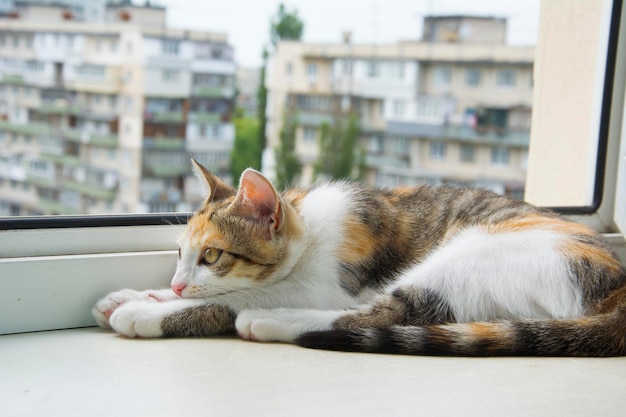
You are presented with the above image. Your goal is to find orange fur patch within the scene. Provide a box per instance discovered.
[597,285,626,314]
[283,189,307,210]
[337,215,376,264]
[466,322,515,351]
[228,259,266,280]
[490,214,622,275]
[489,214,595,236]
[561,240,623,275]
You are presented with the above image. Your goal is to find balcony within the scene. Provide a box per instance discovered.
[0,120,50,136]
[140,188,183,204]
[386,122,530,148]
[0,154,28,182]
[143,158,189,178]
[0,74,25,85]
[38,101,82,116]
[38,137,66,156]
[40,153,81,167]
[187,111,223,124]
[297,111,335,127]
[64,181,117,201]
[145,111,186,124]
[192,85,235,99]
[37,197,80,215]
[143,137,186,150]
[63,129,118,148]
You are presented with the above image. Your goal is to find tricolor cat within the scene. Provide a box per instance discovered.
[93,159,626,356]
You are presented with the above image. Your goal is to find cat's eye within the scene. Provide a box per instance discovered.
[177,248,181,259]
[202,247,223,265]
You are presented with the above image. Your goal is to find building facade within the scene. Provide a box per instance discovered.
[265,16,534,198]
[0,1,235,216]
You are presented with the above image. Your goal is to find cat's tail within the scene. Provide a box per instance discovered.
[295,306,626,357]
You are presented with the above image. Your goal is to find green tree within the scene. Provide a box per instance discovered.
[230,107,261,186]
[256,4,305,175]
[314,112,364,181]
[270,4,305,47]
[274,110,301,189]
[255,48,269,170]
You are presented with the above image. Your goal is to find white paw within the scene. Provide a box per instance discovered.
[92,288,176,329]
[235,309,340,343]
[108,301,166,338]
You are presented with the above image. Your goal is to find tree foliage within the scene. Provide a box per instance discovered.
[255,48,269,170]
[257,4,305,177]
[274,110,301,190]
[314,113,364,181]
[270,4,305,47]
[230,107,261,187]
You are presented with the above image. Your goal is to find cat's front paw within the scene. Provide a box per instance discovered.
[92,288,175,329]
[109,301,165,338]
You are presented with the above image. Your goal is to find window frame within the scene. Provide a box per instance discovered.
[544,0,623,217]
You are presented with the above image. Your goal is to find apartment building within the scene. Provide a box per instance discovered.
[0,1,235,216]
[265,16,534,198]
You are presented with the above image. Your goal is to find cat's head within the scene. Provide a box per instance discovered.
[171,159,303,298]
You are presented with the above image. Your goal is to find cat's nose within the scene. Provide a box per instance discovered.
[171,282,186,297]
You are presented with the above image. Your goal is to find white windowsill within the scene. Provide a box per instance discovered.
[2,327,626,417]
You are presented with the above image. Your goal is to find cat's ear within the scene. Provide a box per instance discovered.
[191,158,235,202]
[231,168,284,239]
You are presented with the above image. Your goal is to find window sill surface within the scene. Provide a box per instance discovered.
[2,328,626,417]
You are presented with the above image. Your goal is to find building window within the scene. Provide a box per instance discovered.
[460,144,475,162]
[465,68,481,87]
[341,59,353,76]
[491,147,510,165]
[367,61,380,78]
[368,136,383,154]
[162,39,180,55]
[393,100,406,117]
[434,66,452,86]
[286,62,293,77]
[430,142,446,160]
[385,62,405,79]
[306,62,317,79]
[74,64,106,79]
[496,69,516,87]
[303,127,316,144]
[162,70,180,82]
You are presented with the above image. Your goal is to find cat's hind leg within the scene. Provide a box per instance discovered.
[236,308,345,342]
[333,287,454,329]
[236,288,451,343]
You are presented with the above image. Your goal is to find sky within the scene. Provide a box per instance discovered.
[159,0,541,68]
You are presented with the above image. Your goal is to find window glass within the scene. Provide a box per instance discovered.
[0,0,619,228]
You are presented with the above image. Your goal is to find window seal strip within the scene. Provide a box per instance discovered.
[0,213,190,230]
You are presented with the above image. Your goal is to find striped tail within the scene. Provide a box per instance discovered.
[296,307,626,357]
